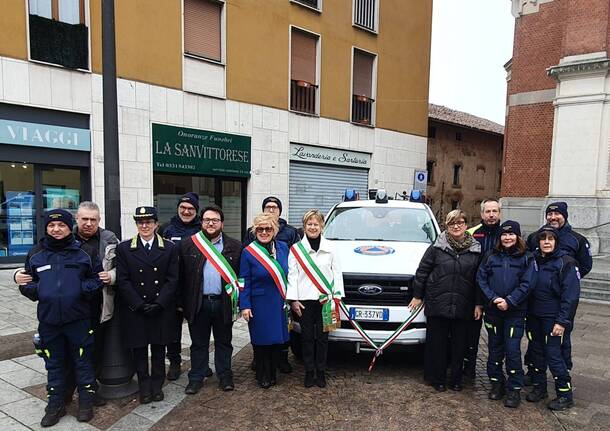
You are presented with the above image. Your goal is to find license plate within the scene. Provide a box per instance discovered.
[348,307,389,321]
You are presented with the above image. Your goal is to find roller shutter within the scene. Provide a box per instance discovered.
[288,162,369,225]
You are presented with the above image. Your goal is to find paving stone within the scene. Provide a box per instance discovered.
[0,380,29,407]
[108,413,154,431]
[131,383,185,423]
[0,396,48,426]
[0,367,46,389]
[28,414,101,431]
[0,360,26,374]
[17,357,46,374]
[0,416,31,431]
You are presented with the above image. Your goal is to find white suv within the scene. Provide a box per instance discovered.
[291,192,440,354]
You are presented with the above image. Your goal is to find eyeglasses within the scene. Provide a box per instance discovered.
[447,221,466,228]
[202,218,221,224]
[264,205,279,212]
[255,226,273,233]
[179,205,196,212]
[136,220,155,226]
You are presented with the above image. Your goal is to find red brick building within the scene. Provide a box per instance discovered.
[427,105,503,225]
[502,0,610,252]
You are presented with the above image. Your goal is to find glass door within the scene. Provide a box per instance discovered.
[220,180,243,240]
[0,162,35,258]
[153,173,216,225]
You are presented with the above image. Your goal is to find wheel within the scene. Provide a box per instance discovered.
[289,330,303,359]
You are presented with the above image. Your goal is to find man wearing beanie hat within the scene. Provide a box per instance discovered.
[243,196,300,374]
[158,192,203,380]
[19,209,104,426]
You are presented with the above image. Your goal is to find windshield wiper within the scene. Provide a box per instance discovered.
[353,238,386,241]
[324,237,349,241]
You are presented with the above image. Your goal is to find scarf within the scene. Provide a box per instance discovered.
[44,233,76,251]
[446,231,475,253]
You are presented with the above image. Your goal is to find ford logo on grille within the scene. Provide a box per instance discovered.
[358,284,383,295]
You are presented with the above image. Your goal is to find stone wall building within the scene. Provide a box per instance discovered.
[426,104,504,225]
[503,0,610,252]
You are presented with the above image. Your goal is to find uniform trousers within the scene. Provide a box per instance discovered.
[38,319,95,408]
[484,314,525,390]
[166,310,183,366]
[300,300,328,372]
[463,318,482,374]
[527,315,573,399]
[133,344,166,396]
[424,316,469,386]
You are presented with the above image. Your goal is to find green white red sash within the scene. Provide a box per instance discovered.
[338,301,424,372]
[191,232,243,320]
[290,241,341,332]
[245,241,287,299]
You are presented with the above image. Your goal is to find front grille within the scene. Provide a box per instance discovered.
[340,321,425,331]
[342,272,414,306]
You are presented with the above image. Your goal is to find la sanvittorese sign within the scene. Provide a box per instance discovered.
[152,124,251,177]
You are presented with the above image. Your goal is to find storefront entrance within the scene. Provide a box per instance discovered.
[153,174,246,240]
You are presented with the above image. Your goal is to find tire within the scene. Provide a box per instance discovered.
[289,330,303,359]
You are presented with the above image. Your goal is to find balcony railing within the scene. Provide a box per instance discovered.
[29,15,89,70]
[291,80,318,115]
[352,94,374,125]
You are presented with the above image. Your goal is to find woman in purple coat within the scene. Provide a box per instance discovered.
[240,213,290,388]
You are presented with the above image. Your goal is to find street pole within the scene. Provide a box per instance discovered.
[100,0,138,399]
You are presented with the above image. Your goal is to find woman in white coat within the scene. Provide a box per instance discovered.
[287,210,344,388]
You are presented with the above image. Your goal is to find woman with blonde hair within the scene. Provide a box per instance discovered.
[409,209,483,392]
[287,210,344,388]
[239,213,290,388]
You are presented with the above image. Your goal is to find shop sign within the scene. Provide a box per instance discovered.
[152,124,251,177]
[0,119,90,151]
[289,143,370,168]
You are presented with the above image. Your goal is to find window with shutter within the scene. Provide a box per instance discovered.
[352,49,375,125]
[184,0,222,62]
[290,28,318,114]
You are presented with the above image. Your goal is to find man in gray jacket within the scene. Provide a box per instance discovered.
[15,201,119,406]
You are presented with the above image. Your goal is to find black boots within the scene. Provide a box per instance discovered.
[526,386,548,402]
[77,401,94,422]
[41,406,66,428]
[166,362,181,381]
[316,370,326,388]
[504,390,521,408]
[304,371,315,388]
[278,350,292,374]
[548,396,574,411]
[488,382,505,400]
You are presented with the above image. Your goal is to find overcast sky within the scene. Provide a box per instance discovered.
[429,0,515,125]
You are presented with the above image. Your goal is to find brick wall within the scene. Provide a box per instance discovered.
[504,0,610,199]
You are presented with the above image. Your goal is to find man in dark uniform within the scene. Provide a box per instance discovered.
[20,209,103,427]
[115,206,179,404]
[243,196,300,373]
[180,204,243,394]
[524,201,592,380]
[158,192,202,381]
[465,198,502,378]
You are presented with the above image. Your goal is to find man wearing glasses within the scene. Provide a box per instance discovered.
[178,205,243,394]
[243,196,300,373]
[158,193,202,381]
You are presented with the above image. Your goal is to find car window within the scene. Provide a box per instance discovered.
[324,206,437,243]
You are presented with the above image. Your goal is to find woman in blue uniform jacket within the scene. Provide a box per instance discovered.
[240,213,290,389]
[525,225,580,411]
[477,220,536,408]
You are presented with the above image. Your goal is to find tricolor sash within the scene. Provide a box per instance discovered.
[245,241,291,329]
[192,232,243,321]
[290,241,341,332]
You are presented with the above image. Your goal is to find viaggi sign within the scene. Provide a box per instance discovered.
[289,143,370,168]
[152,124,251,177]
[0,119,90,151]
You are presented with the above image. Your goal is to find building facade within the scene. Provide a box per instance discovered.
[0,0,432,262]
[503,0,610,252]
[426,104,504,225]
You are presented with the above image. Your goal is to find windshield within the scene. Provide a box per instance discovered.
[324,206,437,243]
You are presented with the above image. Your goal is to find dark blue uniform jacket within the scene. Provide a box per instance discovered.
[477,249,537,317]
[20,238,103,325]
[468,221,502,254]
[529,249,581,328]
[527,222,592,276]
[159,215,201,242]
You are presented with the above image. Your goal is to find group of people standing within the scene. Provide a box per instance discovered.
[409,199,590,411]
[16,194,344,427]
